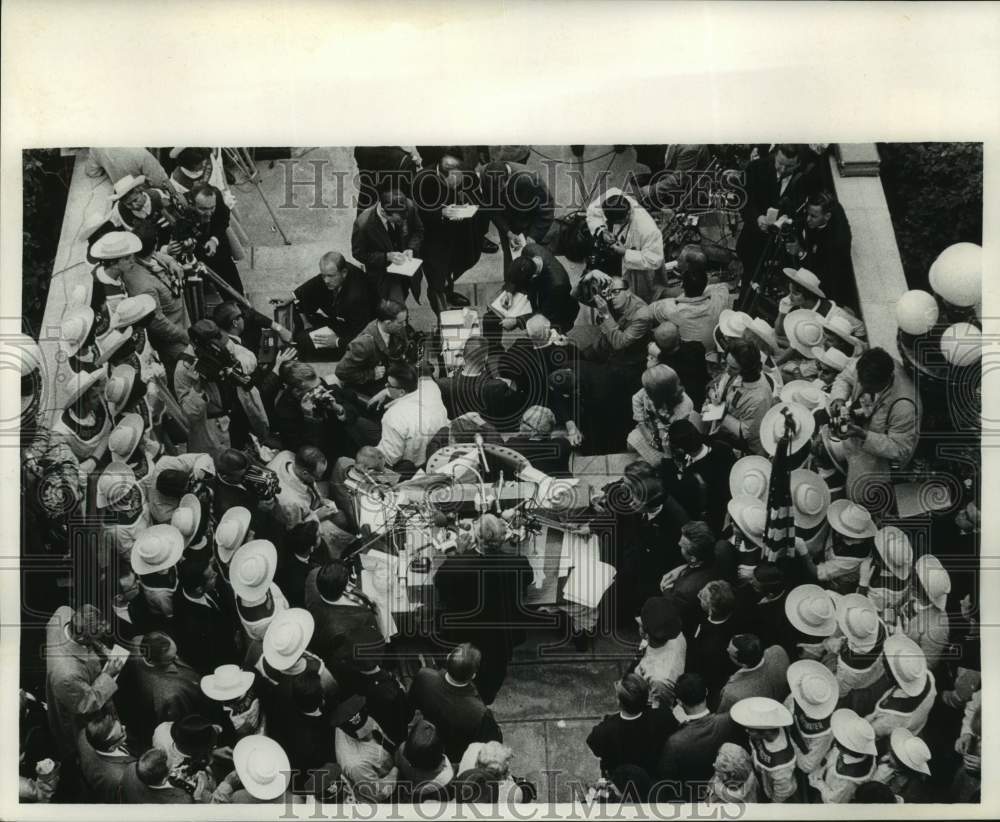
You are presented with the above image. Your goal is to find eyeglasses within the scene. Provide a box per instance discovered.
[604,287,628,296]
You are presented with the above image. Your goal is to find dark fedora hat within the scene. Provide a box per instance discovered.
[170,714,220,757]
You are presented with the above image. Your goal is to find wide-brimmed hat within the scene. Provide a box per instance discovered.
[789,469,830,529]
[787,660,838,719]
[109,174,147,202]
[827,499,877,540]
[263,608,315,671]
[744,317,779,354]
[62,364,108,407]
[110,294,156,330]
[170,715,221,758]
[640,596,682,643]
[718,309,752,339]
[131,523,185,575]
[96,462,139,509]
[233,735,291,801]
[760,402,816,456]
[727,494,767,549]
[890,727,931,776]
[105,363,138,414]
[171,493,203,548]
[95,328,133,367]
[329,694,368,728]
[729,456,770,501]
[812,346,850,372]
[59,306,96,355]
[823,314,862,349]
[200,664,255,703]
[836,593,880,652]
[108,412,145,462]
[883,633,929,697]
[873,526,913,580]
[91,230,142,260]
[730,696,793,729]
[782,267,826,299]
[215,506,252,563]
[780,380,828,412]
[831,708,877,756]
[785,584,839,637]
[915,554,951,610]
[230,539,278,600]
[784,309,826,357]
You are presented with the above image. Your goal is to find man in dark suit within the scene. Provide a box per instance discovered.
[119,631,207,748]
[647,321,710,409]
[640,144,712,210]
[292,251,378,359]
[353,146,419,214]
[335,299,411,397]
[587,673,677,777]
[482,243,579,345]
[119,748,193,803]
[408,644,503,764]
[685,581,740,701]
[190,184,245,295]
[480,160,554,274]
[498,314,579,426]
[656,673,738,801]
[786,190,854,308]
[305,563,385,684]
[172,560,239,676]
[351,187,424,304]
[411,152,486,313]
[735,144,819,289]
[663,420,736,534]
[433,514,533,705]
[77,713,137,802]
[657,521,721,636]
[275,521,321,608]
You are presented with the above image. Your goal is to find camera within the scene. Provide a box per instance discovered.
[189,327,253,389]
[302,383,344,419]
[243,463,281,501]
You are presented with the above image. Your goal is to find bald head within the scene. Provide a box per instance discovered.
[679,245,708,297]
[653,321,681,353]
[320,252,348,291]
[526,314,552,342]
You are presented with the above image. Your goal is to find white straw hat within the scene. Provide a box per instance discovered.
[729,456,771,501]
[730,696,793,729]
[131,524,185,576]
[727,494,767,549]
[787,660,838,719]
[200,664,255,703]
[230,539,278,600]
[873,526,913,580]
[215,506,252,563]
[831,708,877,756]
[760,402,816,456]
[789,469,830,529]
[262,608,315,671]
[782,267,826,298]
[784,309,826,357]
[785,584,839,637]
[233,735,291,801]
[827,499,877,540]
[914,554,951,610]
[836,593,880,652]
[889,727,931,776]
[883,633,929,697]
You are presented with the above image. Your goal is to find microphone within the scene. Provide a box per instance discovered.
[473,434,489,475]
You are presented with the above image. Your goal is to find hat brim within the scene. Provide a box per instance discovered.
[787,661,838,719]
[230,541,278,599]
[201,671,255,702]
[95,329,133,367]
[887,655,927,697]
[727,496,767,549]
[790,469,830,529]
[783,268,826,299]
[827,501,877,540]
[730,699,793,729]
[718,310,749,338]
[784,312,825,358]
[233,737,290,801]
[109,176,147,202]
[175,493,203,546]
[92,234,143,259]
[785,585,838,637]
[262,610,315,671]
[760,403,816,457]
[62,366,108,407]
[890,729,931,775]
[729,457,771,501]
[831,711,877,756]
[131,527,185,575]
[216,507,253,563]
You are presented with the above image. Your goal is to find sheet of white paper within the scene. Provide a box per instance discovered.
[701,403,725,422]
[307,326,336,345]
[360,570,399,639]
[563,535,615,609]
[387,257,422,277]
[444,204,479,220]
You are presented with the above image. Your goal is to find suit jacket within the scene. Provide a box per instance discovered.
[481,161,553,241]
[119,762,193,803]
[800,202,854,307]
[411,166,485,287]
[122,652,206,747]
[335,319,409,387]
[351,201,424,299]
[515,243,579,332]
[293,267,378,352]
[663,443,736,534]
[408,668,502,763]
[658,712,738,794]
[715,645,791,714]
[587,707,678,776]
[741,153,815,224]
[44,607,119,759]
[120,261,189,359]
[587,292,654,366]
[498,338,579,423]
[275,554,317,609]
[171,588,239,676]
[76,730,136,802]
[686,616,740,698]
[354,146,418,211]
[659,340,710,409]
[304,569,386,671]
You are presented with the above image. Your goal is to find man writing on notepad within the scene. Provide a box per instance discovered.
[351,184,424,304]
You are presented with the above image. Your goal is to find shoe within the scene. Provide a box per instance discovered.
[481,237,499,254]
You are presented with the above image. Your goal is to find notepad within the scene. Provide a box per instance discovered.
[307,326,338,346]
[701,403,725,422]
[387,257,422,277]
[490,291,532,319]
[562,536,616,610]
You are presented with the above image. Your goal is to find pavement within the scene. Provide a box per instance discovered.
[232,145,651,800]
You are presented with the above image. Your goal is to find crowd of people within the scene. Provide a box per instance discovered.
[17,144,981,806]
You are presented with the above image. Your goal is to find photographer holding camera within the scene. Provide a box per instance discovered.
[827,347,920,514]
[585,189,665,304]
[174,319,269,458]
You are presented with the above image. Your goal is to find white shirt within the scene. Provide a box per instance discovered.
[377,378,449,467]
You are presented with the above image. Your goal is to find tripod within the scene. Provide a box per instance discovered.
[737,228,784,316]
[223,147,292,245]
